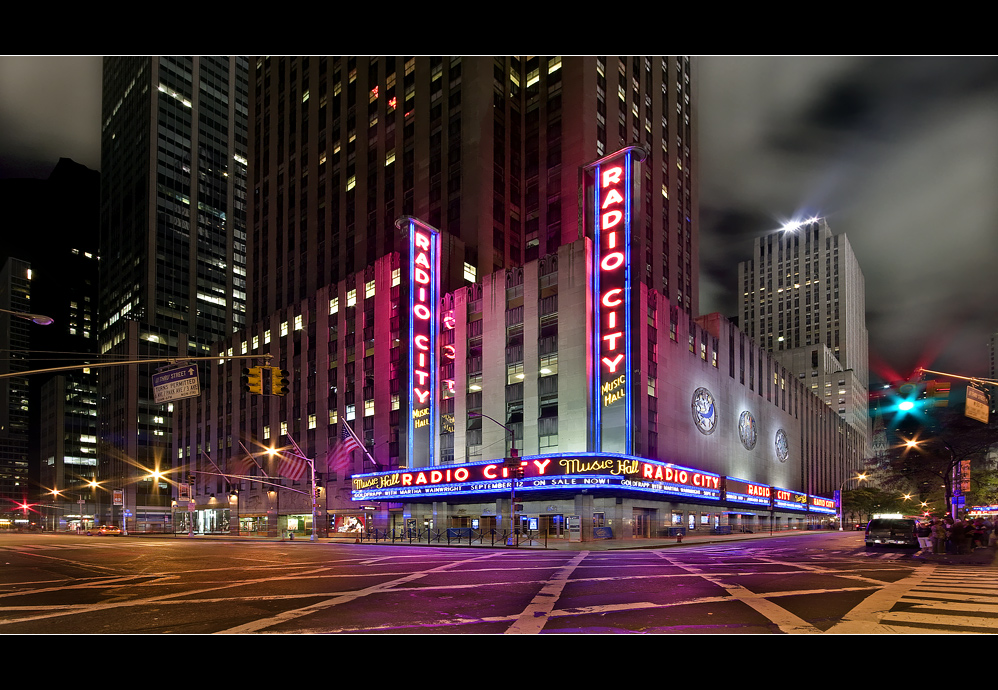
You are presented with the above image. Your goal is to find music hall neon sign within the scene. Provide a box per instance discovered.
[588,146,646,454]
[398,216,441,468]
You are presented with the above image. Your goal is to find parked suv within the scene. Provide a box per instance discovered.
[865,518,919,548]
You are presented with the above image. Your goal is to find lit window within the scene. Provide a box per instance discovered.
[294,314,303,331]
[330,297,339,314]
[308,414,317,429]
[464,262,476,283]
[365,280,375,298]
[365,400,375,416]
[281,321,289,336]
[347,289,357,307]
[264,329,271,344]
[392,268,400,287]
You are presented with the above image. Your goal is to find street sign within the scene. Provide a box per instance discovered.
[966,385,990,424]
[152,364,201,403]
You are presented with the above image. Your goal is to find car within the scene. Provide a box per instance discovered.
[95,526,121,536]
[864,518,919,548]
[854,522,865,531]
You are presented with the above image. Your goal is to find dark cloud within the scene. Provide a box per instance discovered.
[699,55,998,380]
[0,56,102,178]
[2,56,996,381]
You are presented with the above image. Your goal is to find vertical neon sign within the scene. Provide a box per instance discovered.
[397,216,441,468]
[587,147,645,454]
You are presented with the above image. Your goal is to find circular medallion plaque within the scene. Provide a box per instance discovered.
[738,411,757,450]
[775,429,789,463]
[691,387,717,435]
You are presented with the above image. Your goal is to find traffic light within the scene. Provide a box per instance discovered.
[271,368,290,396]
[242,366,264,395]
[925,379,951,407]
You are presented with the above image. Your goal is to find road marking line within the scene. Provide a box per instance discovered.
[825,563,937,634]
[214,552,503,634]
[504,551,588,634]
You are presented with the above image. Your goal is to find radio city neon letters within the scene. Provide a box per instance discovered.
[405,218,440,468]
[599,164,626,378]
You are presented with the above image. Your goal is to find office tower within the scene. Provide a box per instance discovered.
[737,218,870,451]
[245,55,696,461]
[0,258,33,522]
[247,56,698,320]
[98,57,249,530]
[0,159,102,530]
[173,56,702,535]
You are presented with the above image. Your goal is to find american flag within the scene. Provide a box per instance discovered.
[327,425,362,474]
[276,450,308,482]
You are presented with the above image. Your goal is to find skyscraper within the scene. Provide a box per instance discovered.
[173,56,702,534]
[0,257,33,521]
[247,56,698,320]
[98,57,249,530]
[737,218,870,451]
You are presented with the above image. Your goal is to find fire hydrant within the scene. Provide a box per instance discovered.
[676,533,683,543]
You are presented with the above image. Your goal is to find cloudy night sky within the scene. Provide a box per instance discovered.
[2,55,997,384]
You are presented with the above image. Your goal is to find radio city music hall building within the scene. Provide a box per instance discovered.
[349,148,862,540]
[175,147,862,541]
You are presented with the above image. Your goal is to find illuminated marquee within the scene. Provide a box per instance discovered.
[773,488,808,511]
[397,216,441,468]
[587,146,646,454]
[351,452,721,502]
[724,478,773,507]
[809,495,837,514]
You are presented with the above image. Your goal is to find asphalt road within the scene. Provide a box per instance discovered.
[1,531,994,634]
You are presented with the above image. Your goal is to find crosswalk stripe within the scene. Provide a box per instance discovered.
[881,567,998,633]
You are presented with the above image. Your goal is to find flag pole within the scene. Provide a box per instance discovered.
[238,440,270,478]
[285,431,319,542]
[343,420,378,467]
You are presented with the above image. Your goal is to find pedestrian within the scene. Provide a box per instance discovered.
[971,518,987,549]
[950,518,968,554]
[931,519,948,555]
[916,520,932,549]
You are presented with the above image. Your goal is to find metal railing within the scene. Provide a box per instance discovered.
[353,527,549,548]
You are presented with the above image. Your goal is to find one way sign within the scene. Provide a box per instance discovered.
[152,364,201,403]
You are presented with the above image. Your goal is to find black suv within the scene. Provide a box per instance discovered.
[864,518,919,548]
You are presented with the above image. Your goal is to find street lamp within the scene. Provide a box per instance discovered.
[469,411,521,545]
[838,473,867,531]
[0,307,54,325]
[266,446,319,542]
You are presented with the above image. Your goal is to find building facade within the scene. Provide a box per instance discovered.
[737,219,871,454]
[175,145,862,540]
[176,235,861,540]
[98,57,249,530]
[0,258,33,525]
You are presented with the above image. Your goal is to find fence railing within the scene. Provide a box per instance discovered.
[352,527,549,548]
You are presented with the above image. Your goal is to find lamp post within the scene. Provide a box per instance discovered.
[0,307,54,325]
[267,446,319,542]
[469,411,520,545]
[838,473,867,531]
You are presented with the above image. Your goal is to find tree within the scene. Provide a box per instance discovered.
[873,400,998,516]
[842,486,915,522]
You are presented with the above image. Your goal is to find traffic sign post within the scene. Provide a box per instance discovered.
[153,364,201,403]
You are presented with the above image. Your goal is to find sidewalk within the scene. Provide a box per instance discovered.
[134,528,833,551]
[127,529,998,563]
[914,544,998,566]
